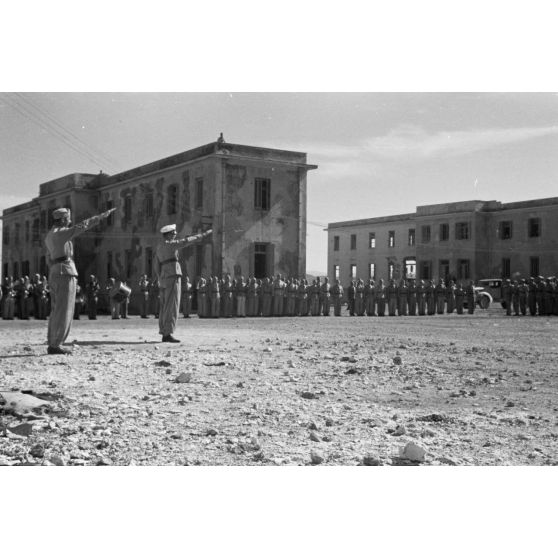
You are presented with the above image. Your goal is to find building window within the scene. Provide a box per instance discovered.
[350,264,357,279]
[350,234,356,250]
[107,252,113,279]
[2,225,9,245]
[528,218,541,238]
[502,258,511,278]
[105,199,114,226]
[254,178,271,211]
[144,193,153,218]
[195,178,204,210]
[145,247,153,277]
[440,223,449,241]
[22,261,30,277]
[457,259,470,280]
[125,249,132,279]
[500,221,513,240]
[13,262,19,278]
[25,221,30,243]
[32,219,40,242]
[420,261,432,280]
[408,228,415,246]
[388,231,395,248]
[369,232,376,248]
[369,263,376,279]
[40,210,47,231]
[167,184,178,215]
[530,256,539,277]
[123,196,132,224]
[3,262,9,278]
[333,265,340,281]
[421,225,431,243]
[333,236,340,251]
[388,263,394,280]
[439,259,450,280]
[455,222,470,240]
[14,223,20,245]
[195,244,204,277]
[40,256,47,277]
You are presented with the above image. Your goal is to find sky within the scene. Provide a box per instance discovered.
[1,92,558,273]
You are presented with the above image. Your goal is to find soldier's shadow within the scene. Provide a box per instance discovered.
[73,340,160,346]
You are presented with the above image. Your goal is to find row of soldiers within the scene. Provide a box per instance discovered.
[135,275,481,319]
[0,274,132,320]
[501,277,558,316]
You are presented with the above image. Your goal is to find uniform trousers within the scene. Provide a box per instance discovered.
[159,276,181,335]
[47,274,77,348]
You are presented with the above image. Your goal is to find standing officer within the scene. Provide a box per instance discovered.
[502,278,513,316]
[320,277,331,316]
[156,224,212,341]
[527,277,537,316]
[86,275,101,319]
[511,280,521,316]
[426,280,436,315]
[446,280,456,314]
[455,282,465,314]
[416,279,427,316]
[387,279,398,317]
[44,206,114,354]
[518,278,528,316]
[435,279,446,314]
[346,280,356,316]
[330,278,344,316]
[407,278,417,316]
[297,278,308,316]
[466,280,476,314]
[139,274,150,318]
[364,278,376,317]
[397,279,408,316]
[376,278,386,317]
[182,275,193,318]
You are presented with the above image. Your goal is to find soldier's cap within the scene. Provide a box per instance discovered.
[52,207,70,219]
[160,224,177,234]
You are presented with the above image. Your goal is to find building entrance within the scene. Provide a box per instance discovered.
[254,243,268,279]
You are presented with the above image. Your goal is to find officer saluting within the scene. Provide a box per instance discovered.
[155,224,212,342]
[44,206,115,355]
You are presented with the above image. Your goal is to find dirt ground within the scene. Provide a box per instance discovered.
[1,309,557,466]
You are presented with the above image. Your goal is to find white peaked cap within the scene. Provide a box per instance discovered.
[160,224,177,234]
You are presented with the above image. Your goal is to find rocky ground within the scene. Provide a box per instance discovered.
[1,309,557,466]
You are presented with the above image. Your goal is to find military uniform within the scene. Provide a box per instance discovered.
[44,207,112,353]
[426,281,436,315]
[518,279,528,316]
[416,280,426,316]
[197,278,208,318]
[297,280,308,316]
[446,281,456,314]
[407,279,417,316]
[364,280,376,316]
[74,284,84,319]
[455,283,465,314]
[347,281,356,316]
[330,280,343,316]
[320,279,331,316]
[527,278,537,316]
[182,276,193,318]
[387,280,398,316]
[435,280,446,314]
[466,282,476,314]
[156,225,212,340]
[138,275,150,318]
[376,279,386,317]
[236,278,247,317]
[502,280,513,316]
[261,277,272,317]
[511,281,520,316]
[355,280,365,316]
[86,275,101,319]
[397,280,408,316]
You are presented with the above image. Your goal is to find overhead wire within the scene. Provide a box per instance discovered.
[1,93,117,173]
[14,93,121,171]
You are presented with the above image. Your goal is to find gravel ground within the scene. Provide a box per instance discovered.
[1,309,557,466]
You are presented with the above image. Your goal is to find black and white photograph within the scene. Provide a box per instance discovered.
[1,2,556,557]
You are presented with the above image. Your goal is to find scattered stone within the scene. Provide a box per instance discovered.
[362,454,381,466]
[206,428,219,436]
[340,356,357,363]
[0,391,53,418]
[175,372,192,383]
[393,425,407,436]
[29,444,45,458]
[310,451,324,465]
[155,360,172,367]
[88,375,96,381]
[263,348,273,353]
[505,401,515,408]
[399,441,426,463]
[49,455,66,466]
[308,421,318,430]
[309,431,321,442]
[345,368,362,375]
[301,391,318,400]
[325,418,334,427]
[393,356,402,365]
[204,361,226,367]
[7,422,34,437]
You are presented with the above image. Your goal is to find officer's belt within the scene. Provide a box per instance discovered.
[53,256,73,264]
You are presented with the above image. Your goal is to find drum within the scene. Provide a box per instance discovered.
[111,282,132,302]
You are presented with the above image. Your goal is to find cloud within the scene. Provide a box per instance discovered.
[275,124,558,169]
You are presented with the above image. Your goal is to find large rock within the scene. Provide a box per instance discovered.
[0,392,53,418]
[399,442,426,463]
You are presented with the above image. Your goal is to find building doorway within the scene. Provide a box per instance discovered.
[254,243,274,279]
[439,259,450,282]
[404,257,416,279]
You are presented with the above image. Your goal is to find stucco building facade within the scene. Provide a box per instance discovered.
[2,138,317,311]
[328,197,558,285]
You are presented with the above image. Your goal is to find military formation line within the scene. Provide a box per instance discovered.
[3,274,557,321]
